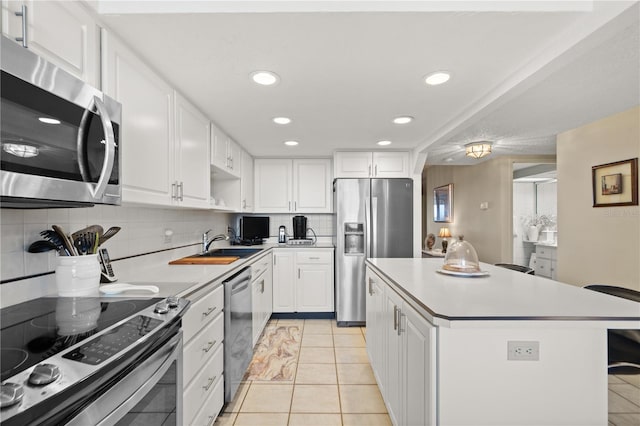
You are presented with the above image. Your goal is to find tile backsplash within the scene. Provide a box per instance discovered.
[1,205,231,283]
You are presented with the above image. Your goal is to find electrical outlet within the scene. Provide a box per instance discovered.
[164,228,173,244]
[507,341,539,361]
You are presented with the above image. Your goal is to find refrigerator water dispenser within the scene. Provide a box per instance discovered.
[344,223,364,255]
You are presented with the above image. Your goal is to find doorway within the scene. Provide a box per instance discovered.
[512,163,557,267]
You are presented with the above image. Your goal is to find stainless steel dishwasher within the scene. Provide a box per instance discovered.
[223,266,253,403]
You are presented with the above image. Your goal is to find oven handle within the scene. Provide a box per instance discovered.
[77,96,117,200]
[67,331,183,426]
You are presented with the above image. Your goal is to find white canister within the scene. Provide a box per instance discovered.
[55,254,101,297]
[527,226,539,242]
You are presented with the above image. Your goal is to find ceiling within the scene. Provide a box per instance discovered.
[96,1,640,166]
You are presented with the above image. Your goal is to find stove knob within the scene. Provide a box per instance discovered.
[0,382,24,408]
[29,363,61,386]
[166,296,179,308]
[154,302,169,314]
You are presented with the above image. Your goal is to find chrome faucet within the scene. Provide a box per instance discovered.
[202,229,229,253]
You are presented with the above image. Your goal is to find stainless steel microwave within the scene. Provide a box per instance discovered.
[0,36,122,208]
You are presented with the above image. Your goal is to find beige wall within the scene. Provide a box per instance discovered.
[557,106,640,290]
[423,155,555,264]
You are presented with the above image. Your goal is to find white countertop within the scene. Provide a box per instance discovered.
[366,258,640,327]
[109,243,334,299]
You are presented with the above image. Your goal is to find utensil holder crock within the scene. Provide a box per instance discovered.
[55,254,101,297]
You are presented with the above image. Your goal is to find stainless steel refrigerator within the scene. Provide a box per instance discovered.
[334,178,413,326]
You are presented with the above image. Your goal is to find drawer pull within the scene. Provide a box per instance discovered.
[203,375,217,391]
[308,256,320,260]
[202,307,217,317]
[203,340,217,353]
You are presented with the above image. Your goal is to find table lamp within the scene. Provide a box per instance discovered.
[438,227,452,253]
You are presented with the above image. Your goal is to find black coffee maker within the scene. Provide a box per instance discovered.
[293,215,307,240]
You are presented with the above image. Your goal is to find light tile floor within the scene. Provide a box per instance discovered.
[215,318,639,426]
[215,319,391,426]
[608,374,640,426]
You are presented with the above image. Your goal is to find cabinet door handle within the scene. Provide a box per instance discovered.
[393,305,398,331]
[202,340,217,353]
[368,278,373,295]
[308,256,320,260]
[260,279,265,293]
[203,376,217,391]
[289,201,291,211]
[179,182,184,201]
[15,5,27,48]
[374,164,378,176]
[202,306,217,317]
[171,182,177,200]
[368,165,372,177]
[294,201,297,211]
[398,312,404,336]
[298,268,301,279]
[242,199,246,208]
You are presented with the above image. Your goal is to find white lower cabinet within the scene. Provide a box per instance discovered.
[183,344,224,425]
[366,267,435,426]
[251,252,273,346]
[272,248,334,313]
[182,284,225,425]
[535,245,557,279]
[365,274,385,392]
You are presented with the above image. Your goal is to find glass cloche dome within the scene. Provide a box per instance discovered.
[442,236,480,273]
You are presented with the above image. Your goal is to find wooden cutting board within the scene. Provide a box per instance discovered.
[169,256,239,265]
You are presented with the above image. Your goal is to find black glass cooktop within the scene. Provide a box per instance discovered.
[0,297,162,382]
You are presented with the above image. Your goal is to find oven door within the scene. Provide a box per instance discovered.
[66,331,183,426]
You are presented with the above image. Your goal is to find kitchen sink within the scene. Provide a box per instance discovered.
[196,248,263,259]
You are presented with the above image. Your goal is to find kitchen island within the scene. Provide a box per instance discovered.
[365,258,640,426]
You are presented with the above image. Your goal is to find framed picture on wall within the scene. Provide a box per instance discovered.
[434,183,453,222]
[592,158,638,207]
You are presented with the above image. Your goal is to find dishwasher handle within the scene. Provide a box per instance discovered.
[224,267,252,295]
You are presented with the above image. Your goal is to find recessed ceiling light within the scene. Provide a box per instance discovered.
[273,117,291,125]
[284,140,299,146]
[377,140,392,146]
[444,157,454,162]
[424,71,451,86]
[393,116,413,125]
[38,117,60,125]
[251,70,279,86]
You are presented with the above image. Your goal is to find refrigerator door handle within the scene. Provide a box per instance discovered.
[364,197,371,258]
[371,196,378,258]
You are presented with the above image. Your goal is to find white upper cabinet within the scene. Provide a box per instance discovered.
[102,29,209,208]
[211,124,241,178]
[293,159,332,213]
[174,93,211,209]
[254,159,293,213]
[254,159,332,213]
[334,151,410,178]
[102,29,174,206]
[2,0,99,86]
[241,150,254,212]
[334,152,372,178]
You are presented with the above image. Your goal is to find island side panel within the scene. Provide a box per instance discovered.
[437,326,608,426]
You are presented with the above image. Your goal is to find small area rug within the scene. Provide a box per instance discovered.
[243,324,301,381]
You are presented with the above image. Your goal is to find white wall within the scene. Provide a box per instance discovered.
[0,205,230,306]
[557,106,640,290]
